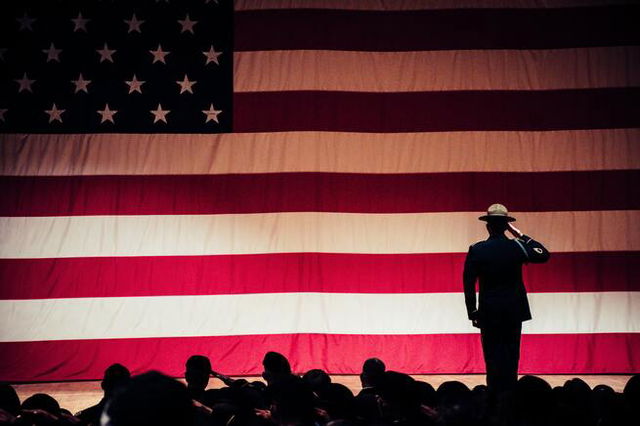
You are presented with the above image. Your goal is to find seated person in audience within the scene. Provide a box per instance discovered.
[6,355,640,426]
[261,352,294,388]
[357,358,385,397]
[102,371,194,426]
[264,376,315,426]
[77,363,130,426]
[21,393,81,425]
[592,384,623,426]
[302,369,331,399]
[185,355,212,403]
[378,371,433,426]
[315,383,355,424]
[496,375,553,426]
[0,383,20,423]
[624,375,640,425]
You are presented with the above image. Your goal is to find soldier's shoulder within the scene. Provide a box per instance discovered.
[470,240,488,249]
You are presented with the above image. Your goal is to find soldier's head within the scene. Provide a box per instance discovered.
[485,219,509,235]
[479,203,515,235]
[360,357,386,388]
[262,351,292,385]
[185,355,211,391]
[102,363,131,398]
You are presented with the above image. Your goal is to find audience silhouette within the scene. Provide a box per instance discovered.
[185,355,213,404]
[76,363,131,426]
[0,352,638,425]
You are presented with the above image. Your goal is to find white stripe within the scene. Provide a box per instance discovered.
[0,211,638,259]
[1,292,638,342]
[235,47,640,92]
[235,0,637,11]
[3,130,638,175]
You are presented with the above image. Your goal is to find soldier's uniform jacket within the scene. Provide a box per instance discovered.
[463,234,550,325]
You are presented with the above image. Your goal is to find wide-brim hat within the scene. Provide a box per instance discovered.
[479,203,516,222]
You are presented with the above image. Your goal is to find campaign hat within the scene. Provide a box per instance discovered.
[479,203,516,222]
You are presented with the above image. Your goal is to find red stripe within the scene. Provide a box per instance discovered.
[1,252,637,300]
[1,333,637,381]
[233,89,640,133]
[2,171,638,216]
[234,6,640,51]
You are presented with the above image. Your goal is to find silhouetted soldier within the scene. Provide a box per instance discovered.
[76,363,130,425]
[463,204,549,403]
[185,355,213,403]
[358,358,385,397]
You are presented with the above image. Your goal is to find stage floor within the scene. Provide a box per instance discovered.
[11,374,632,414]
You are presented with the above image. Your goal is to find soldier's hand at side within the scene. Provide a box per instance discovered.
[507,223,523,238]
[472,319,481,329]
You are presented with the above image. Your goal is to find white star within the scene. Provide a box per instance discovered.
[17,13,36,31]
[150,104,170,124]
[149,44,170,64]
[72,12,90,32]
[202,46,222,65]
[0,109,7,123]
[125,74,145,94]
[124,13,144,34]
[97,104,117,124]
[45,103,65,123]
[97,43,116,63]
[0,48,7,61]
[176,74,197,94]
[202,104,222,123]
[178,14,197,34]
[42,43,62,63]
[71,73,91,94]
[15,73,36,93]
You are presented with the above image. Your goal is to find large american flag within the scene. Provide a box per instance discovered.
[1,0,639,382]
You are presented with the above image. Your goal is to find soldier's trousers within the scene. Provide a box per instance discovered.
[480,321,522,398]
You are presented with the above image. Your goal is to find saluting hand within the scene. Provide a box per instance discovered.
[507,223,523,238]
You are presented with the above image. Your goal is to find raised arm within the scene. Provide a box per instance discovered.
[507,223,550,264]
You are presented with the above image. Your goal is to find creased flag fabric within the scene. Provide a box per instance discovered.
[0,0,639,382]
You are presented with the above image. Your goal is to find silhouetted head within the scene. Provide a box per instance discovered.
[379,371,421,416]
[516,375,553,411]
[414,381,436,408]
[320,383,355,421]
[22,393,60,415]
[0,383,20,416]
[261,352,292,386]
[624,374,640,408]
[593,384,614,394]
[435,381,473,425]
[472,384,488,393]
[102,363,131,398]
[592,384,618,421]
[360,358,385,388]
[485,218,509,236]
[563,377,592,408]
[302,369,331,395]
[104,371,193,426]
[185,355,211,391]
[437,380,470,406]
